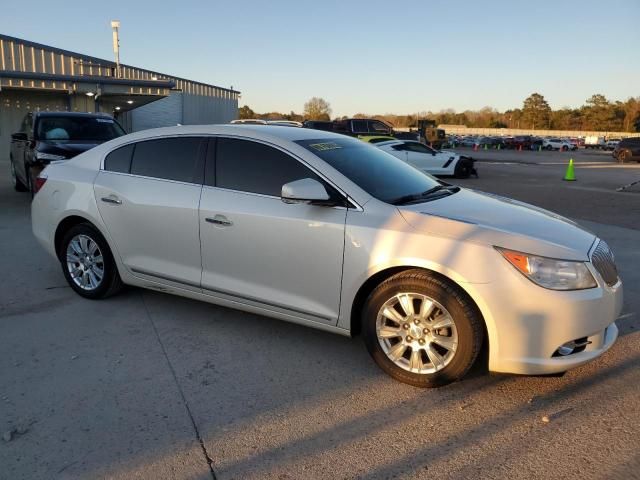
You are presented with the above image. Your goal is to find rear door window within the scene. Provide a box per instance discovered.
[104,144,134,173]
[351,120,368,133]
[130,137,205,183]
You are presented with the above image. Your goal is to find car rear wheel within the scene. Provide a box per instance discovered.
[546,145,553,151]
[60,223,123,299]
[10,158,28,192]
[362,270,484,388]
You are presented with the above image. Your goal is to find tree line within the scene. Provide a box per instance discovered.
[239,93,640,132]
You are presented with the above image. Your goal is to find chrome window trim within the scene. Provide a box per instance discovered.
[100,133,363,211]
[97,169,204,188]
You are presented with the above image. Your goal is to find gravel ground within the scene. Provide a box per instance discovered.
[0,151,639,480]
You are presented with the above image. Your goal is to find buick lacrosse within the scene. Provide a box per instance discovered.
[32,125,622,387]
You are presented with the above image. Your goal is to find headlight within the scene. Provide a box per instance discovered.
[496,247,597,290]
[36,152,67,162]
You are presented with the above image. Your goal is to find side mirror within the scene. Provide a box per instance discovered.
[11,132,28,141]
[281,178,330,205]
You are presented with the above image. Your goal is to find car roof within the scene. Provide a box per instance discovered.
[34,111,114,118]
[109,124,344,144]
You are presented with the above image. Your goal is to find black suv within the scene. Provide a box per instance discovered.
[613,137,640,163]
[9,111,126,193]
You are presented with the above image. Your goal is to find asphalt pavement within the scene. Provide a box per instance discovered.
[1,151,639,480]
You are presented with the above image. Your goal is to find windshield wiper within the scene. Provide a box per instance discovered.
[390,185,460,205]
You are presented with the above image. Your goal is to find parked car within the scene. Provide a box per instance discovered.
[266,120,303,128]
[530,137,545,150]
[459,136,478,147]
[10,112,126,193]
[508,136,534,150]
[32,125,622,388]
[542,138,576,151]
[358,135,397,144]
[230,119,268,125]
[604,139,620,151]
[613,137,640,163]
[375,140,477,178]
[302,120,334,132]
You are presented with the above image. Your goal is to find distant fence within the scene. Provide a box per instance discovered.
[429,126,640,139]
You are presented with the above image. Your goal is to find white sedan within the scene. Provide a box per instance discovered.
[543,138,577,151]
[32,125,621,387]
[375,140,477,178]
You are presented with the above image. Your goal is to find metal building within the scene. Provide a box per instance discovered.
[0,34,239,160]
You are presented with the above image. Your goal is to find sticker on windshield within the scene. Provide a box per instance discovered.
[308,142,342,152]
[96,119,114,123]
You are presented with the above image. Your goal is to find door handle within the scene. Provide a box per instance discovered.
[101,196,122,205]
[205,215,233,227]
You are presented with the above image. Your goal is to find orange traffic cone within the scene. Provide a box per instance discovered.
[518,144,522,152]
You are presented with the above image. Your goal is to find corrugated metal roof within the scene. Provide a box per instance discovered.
[0,34,239,95]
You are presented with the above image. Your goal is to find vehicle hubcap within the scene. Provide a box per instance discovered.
[376,293,458,374]
[66,234,104,290]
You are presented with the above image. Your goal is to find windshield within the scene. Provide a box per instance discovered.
[295,137,441,204]
[37,116,126,142]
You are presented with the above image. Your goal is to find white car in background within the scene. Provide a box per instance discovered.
[375,140,477,178]
[543,138,577,151]
[32,126,621,388]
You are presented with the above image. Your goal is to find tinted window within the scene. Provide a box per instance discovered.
[131,137,203,183]
[36,116,125,141]
[351,120,368,133]
[369,121,390,133]
[214,138,319,196]
[104,144,134,173]
[405,143,435,154]
[295,137,440,204]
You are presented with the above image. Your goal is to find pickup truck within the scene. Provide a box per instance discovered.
[584,136,606,149]
[10,111,125,194]
[305,118,418,141]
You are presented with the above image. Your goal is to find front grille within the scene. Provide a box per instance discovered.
[591,240,618,287]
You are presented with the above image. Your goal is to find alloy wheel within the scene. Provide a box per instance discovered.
[376,293,458,374]
[66,234,105,290]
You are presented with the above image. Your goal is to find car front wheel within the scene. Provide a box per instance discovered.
[617,150,630,164]
[60,223,123,299]
[362,270,484,388]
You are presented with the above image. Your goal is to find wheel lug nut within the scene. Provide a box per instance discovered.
[419,339,426,345]
[414,319,420,325]
[423,328,429,334]
[406,335,413,342]
[403,323,410,330]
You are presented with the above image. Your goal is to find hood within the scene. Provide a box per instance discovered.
[37,140,102,159]
[399,188,595,261]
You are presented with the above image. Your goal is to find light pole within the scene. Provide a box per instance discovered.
[111,21,121,78]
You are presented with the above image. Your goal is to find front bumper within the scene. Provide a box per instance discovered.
[472,258,623,375]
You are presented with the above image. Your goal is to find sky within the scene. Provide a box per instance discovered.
[1,0,639,117]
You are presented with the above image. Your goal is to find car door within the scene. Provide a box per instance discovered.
[94,136,206,290]
[10,114,32,182]
[404,142,446,173]
[199,137,347,324]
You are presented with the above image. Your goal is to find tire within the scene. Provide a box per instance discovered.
[26,165,35,197]
[453,158,473,178]
[546,145,553,151]
[59,223,124,299]
[10,158,28,192]
[617,150,630,164]
[362,270,484,388]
